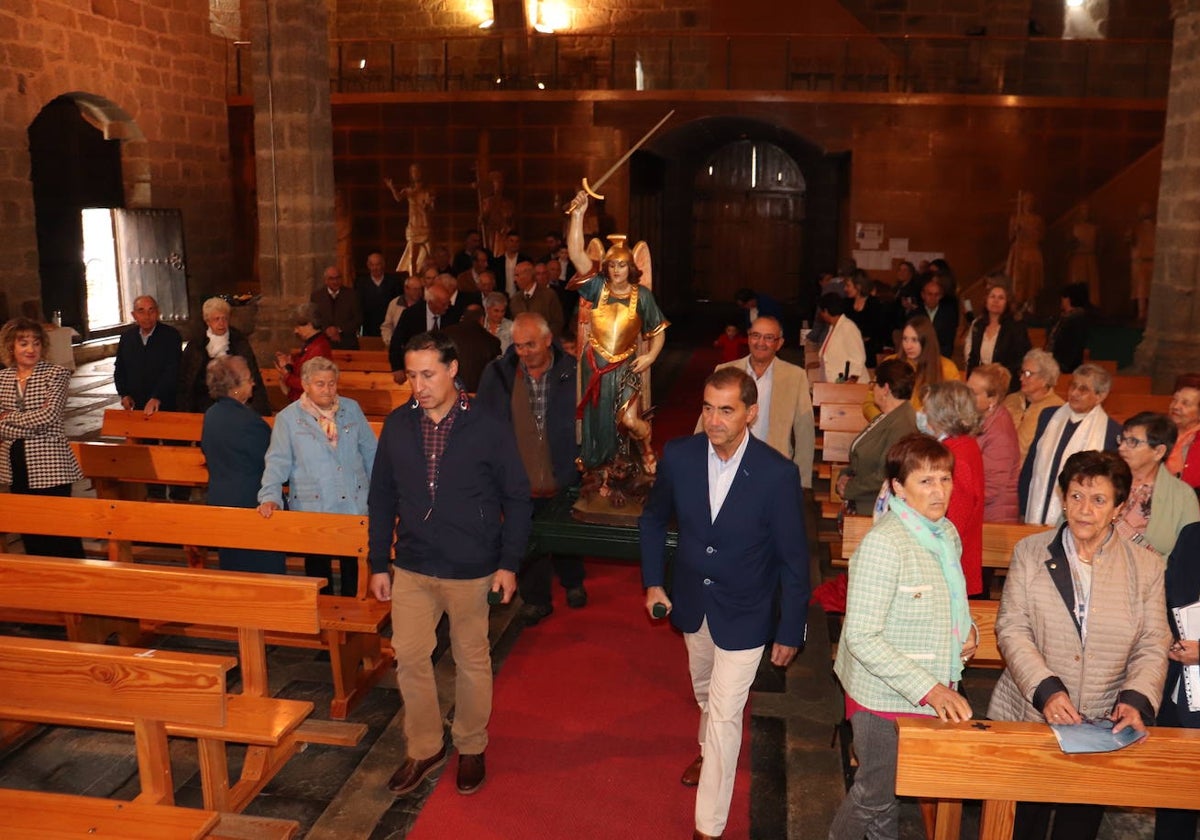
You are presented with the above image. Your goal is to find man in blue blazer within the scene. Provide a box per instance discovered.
[640,366,809,840]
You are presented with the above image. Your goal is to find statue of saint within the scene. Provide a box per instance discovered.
[385,163,434,276]
[479,170,514,258]
[1129,202,1155,325]
[566,190,668,477]
[1067,203,1099,307]
[1006,191,1045,313]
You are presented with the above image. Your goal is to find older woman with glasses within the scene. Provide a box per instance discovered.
[1114,412,1199,558]
[1167,373,1200,494]
[990,450,1169,840]
[1002,349,1063,461]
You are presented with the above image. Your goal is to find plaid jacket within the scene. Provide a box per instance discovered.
[0,361,84,489]
[833,511,965,713]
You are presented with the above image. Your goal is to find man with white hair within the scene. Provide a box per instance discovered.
[388,284,461,378]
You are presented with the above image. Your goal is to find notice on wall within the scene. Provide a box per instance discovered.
[855,222,885,251]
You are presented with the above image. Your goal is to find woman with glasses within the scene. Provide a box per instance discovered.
[1114,412,1199,557]
[991,450,1169,840]
[1003,349,1064,461]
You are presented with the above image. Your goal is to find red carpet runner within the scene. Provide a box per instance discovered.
[405,560,752,839]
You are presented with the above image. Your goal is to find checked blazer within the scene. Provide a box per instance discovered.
[640,432,810,651]
[0,360,84,489]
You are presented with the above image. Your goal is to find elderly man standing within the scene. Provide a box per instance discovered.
[1019,362,1121,525]
[508,260,565,338]
[699,316,815,489]
[311,265,362,350]
[115,295,182,418]
[477,312,583,625]
[388,284,460,378]
[355,251,401,339]
[642,366,809,840]
[370,332,531,797]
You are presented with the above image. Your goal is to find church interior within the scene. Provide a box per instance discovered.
[0,0,1197,837]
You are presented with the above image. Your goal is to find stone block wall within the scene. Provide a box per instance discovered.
[0,0,235,328]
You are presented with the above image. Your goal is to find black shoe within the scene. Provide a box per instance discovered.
[518,603,553,626]
[565,586,588,609]
[456,751,486,794]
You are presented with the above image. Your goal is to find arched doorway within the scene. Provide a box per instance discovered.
[692,140,806,304]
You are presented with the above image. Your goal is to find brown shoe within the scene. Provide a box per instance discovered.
[457,751,486,794]
[681,755,703,787]
[386,746,447,795]
[692,831,722,840]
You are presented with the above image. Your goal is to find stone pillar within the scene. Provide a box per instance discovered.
[1135,0,1200,390]
[248,0,336,364]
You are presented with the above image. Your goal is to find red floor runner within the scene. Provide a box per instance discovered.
[405,560,752,839]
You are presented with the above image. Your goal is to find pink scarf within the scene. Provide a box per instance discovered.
[298,393,339,448]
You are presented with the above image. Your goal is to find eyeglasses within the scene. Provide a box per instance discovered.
[1019,369,1037,379]
[1116,434,1147,448]
[747,332,781,342]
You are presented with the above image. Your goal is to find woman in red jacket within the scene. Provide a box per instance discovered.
[966,363,1021,522]
[920,381,986,596]
[1168,373,1200,495]
[274,305,333,403]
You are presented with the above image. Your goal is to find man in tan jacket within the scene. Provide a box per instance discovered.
[697,316,814,489]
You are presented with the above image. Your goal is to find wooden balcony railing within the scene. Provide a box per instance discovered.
[227,32,1172,100]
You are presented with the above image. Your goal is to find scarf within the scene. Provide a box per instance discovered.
[1024,403,1111,525]
[206,329,230,359]
[298,393,339,449]
[889,495,971,682]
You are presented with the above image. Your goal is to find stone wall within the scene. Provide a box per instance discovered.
[0,0,234,328]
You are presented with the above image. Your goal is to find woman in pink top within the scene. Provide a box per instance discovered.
[967,363,1021,522]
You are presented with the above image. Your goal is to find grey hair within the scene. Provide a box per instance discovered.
[922,380,982,437]
[201,297,232,321]
[1022,349,1060,385]
[484,291,508,309]
[512,311,551,338]
[300,355,339,383]
[1073,363,1112,398]
[206,355,249,400]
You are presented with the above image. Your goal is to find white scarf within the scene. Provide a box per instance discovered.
[1024,403,1111,524]
[206,329,230,359]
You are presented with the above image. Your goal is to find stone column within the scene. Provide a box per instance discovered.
[248,0,336,364]
[1135,0,1200,389]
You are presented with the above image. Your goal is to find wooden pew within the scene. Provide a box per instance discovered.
[1101,392,1172,424]
[260,368,410,417]
[838,516,1052,571]
[0,494,391,721]
[0,554,360,812]
[812,381,870,407]
[1055,373,1152,394]
[100,408,384,443]
[895,717,1200,840]
[329,349,391,371]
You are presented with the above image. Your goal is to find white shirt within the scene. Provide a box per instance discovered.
[380,298,407,345]
[505,255,518,296]
[426,308,444,331]
[708,429,750,523]
[745,357,774,443]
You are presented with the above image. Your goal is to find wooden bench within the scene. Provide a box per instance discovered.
[329,349,391,371]
[1055,373,1152,395]
[99,408,384,443]
[896,717,1200,840]
[1100,391,1172,424]
[260,368,410,417]
[812,381,870,407]
[838,516,1052,571]
[0,554,358,813]
[0,494,391,721]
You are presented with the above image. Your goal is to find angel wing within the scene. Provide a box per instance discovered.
[632,240,652,291]
[585,237,605,266]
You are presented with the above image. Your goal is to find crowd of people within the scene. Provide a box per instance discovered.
[6,238,1200,840]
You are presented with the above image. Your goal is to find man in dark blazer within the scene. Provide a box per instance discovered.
[355,251,401,338]
[388,285,461,376]
[490,231,532,298]
[312,265,362,350]
[508,261,565,338]
[640,366,809,840]
[443,305,500,393]
[921,277,959,359]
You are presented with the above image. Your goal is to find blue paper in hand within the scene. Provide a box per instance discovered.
[1049,718,1146,754]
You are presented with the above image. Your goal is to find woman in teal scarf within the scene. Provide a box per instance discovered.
[830,434,978,840]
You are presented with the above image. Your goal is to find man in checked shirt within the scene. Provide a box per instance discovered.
[368,330,532,798]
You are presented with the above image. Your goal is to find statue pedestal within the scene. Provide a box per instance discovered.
[529,489,676,562]
[571,492,644,527]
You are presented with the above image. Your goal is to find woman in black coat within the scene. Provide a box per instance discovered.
[200,355,285,574]
[1156,521,1200,840]
[179,298,270,415]
[964,277,1031,394]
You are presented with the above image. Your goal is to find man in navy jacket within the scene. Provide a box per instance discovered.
[114,295,181,416]
[369,331,531,798]
[640,367,809,840]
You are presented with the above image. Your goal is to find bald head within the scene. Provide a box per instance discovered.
[426,284,451,316]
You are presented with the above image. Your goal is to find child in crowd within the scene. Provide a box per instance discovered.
[713,324,748,362]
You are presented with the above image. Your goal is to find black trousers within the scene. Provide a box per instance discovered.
[517,497,584,608]
[305,555,358,598]
[1013,802,1103,840]
[10,441,85,559]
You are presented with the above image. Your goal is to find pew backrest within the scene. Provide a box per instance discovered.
[840,515,1052,569]
[100,408,383,444]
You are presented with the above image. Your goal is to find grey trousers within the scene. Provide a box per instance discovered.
[828,710,900,840]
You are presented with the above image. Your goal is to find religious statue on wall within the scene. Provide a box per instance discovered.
[385,163,434,276]
[1006,191,1045,313]
[1129,202,1155,326]
[479,170,514,258]
[1067,202,1100,307]
[566,189,668,514]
